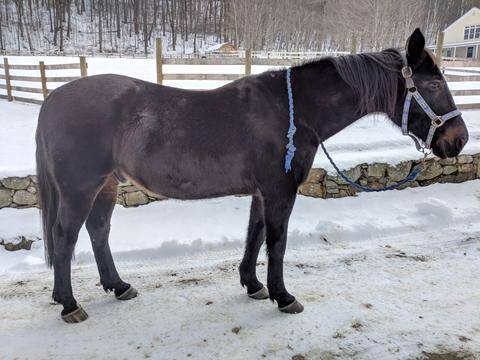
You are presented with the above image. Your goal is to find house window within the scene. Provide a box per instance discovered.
[446,49,452,57]
[467,46,474,58]
[464,25,480,39]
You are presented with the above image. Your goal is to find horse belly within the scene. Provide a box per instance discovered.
[121,153,254,200]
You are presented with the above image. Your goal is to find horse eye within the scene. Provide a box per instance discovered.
[428,82,442,91]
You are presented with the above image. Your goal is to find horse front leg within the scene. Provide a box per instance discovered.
[263,190,304,314]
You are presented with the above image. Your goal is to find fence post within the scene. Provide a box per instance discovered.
[79,56,88,77]
[156,37,163,85]
[435,31,444,68]
[39,61,48,100]
[245,49,252,75]
[3,57,12,101]
[350,35,357,54]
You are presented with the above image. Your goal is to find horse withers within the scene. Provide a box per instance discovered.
[35,29,468,323]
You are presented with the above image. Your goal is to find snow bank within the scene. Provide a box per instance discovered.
[2,180,480,274]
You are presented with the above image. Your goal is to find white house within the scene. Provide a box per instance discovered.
[430,7,480,59]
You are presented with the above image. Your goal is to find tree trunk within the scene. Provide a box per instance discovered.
[98,0,103,52]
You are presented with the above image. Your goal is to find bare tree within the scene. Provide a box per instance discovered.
[0,0,475,55]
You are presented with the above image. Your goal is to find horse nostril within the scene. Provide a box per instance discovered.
[456,137,467,151]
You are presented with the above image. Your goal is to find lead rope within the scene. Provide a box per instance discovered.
[284,68,297,173]
[321,143,425,192]
[284,67,425,192]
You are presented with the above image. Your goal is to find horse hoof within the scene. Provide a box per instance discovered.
[61,306,89,323]
[116,285,138,300]
[248,286,269,300]
[279,299,304,314]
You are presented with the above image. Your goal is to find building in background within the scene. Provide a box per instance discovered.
[205,42,237,54]
[430,7,480,60]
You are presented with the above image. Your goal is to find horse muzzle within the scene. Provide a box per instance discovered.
[433,118,469,159]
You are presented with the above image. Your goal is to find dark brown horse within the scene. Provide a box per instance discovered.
[36,29,468,323]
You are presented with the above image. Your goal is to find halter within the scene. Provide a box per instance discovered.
[400,55,462,153]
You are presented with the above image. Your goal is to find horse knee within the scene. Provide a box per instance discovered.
[52,221,79,255]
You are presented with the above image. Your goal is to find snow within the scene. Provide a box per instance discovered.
[0,101,39,178]
[454,95,480,104]
[1,100,479,178]
[0,181,479,358]
[444,69,480,76]
[448,81,480,90]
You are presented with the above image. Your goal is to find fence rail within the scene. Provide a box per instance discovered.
[0,56,87,104]
[445,75,480,82]
[451,89,480,96]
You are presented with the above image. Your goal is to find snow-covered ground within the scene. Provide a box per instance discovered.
[1,181,480,359]
[2,57,480,359]
[1,100,480,178]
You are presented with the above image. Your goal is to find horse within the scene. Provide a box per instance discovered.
[35,28,468,323]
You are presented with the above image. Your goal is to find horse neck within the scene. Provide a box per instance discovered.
[292,57,402,143]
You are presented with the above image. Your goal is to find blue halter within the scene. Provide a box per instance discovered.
[400,57,462,152]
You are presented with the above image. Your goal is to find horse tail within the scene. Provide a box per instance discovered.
[35,125,58,268]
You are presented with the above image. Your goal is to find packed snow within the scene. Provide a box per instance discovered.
[1,100,480,178]
[0,181,479,359]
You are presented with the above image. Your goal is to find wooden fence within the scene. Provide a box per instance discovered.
[154,38,480,112]
[0,56,87,105]
[444,70,480,110]
[154,38,347,84]
[2,44,480,111]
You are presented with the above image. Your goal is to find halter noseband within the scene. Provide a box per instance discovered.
[401,56,461,153]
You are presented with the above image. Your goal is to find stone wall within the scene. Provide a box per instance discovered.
[1,153,479,209]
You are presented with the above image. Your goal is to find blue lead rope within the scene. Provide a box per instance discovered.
[284,68,423,192]
[320,143,424,192]
[284,68,297,173]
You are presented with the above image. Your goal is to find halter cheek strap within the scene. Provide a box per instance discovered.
[401,58,462,151]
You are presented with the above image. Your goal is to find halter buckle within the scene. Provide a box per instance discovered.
[401,66,413,79]
[431,117,443,127]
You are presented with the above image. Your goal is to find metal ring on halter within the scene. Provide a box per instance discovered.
[401,66,413,79]
[431,117,443,127]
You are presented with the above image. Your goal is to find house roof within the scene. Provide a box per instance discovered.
[206,42,233,52]
[444,6,480,32]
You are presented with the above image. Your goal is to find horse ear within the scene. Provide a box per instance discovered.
[406,28,425,65]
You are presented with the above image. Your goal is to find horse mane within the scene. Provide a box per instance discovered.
[300,49,404,118]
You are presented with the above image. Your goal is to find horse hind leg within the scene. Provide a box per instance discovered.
[52,188,97,323]
[85,175,138,300]
[239,193,269,300]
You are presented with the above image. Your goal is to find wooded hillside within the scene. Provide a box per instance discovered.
[0,0,478,55]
